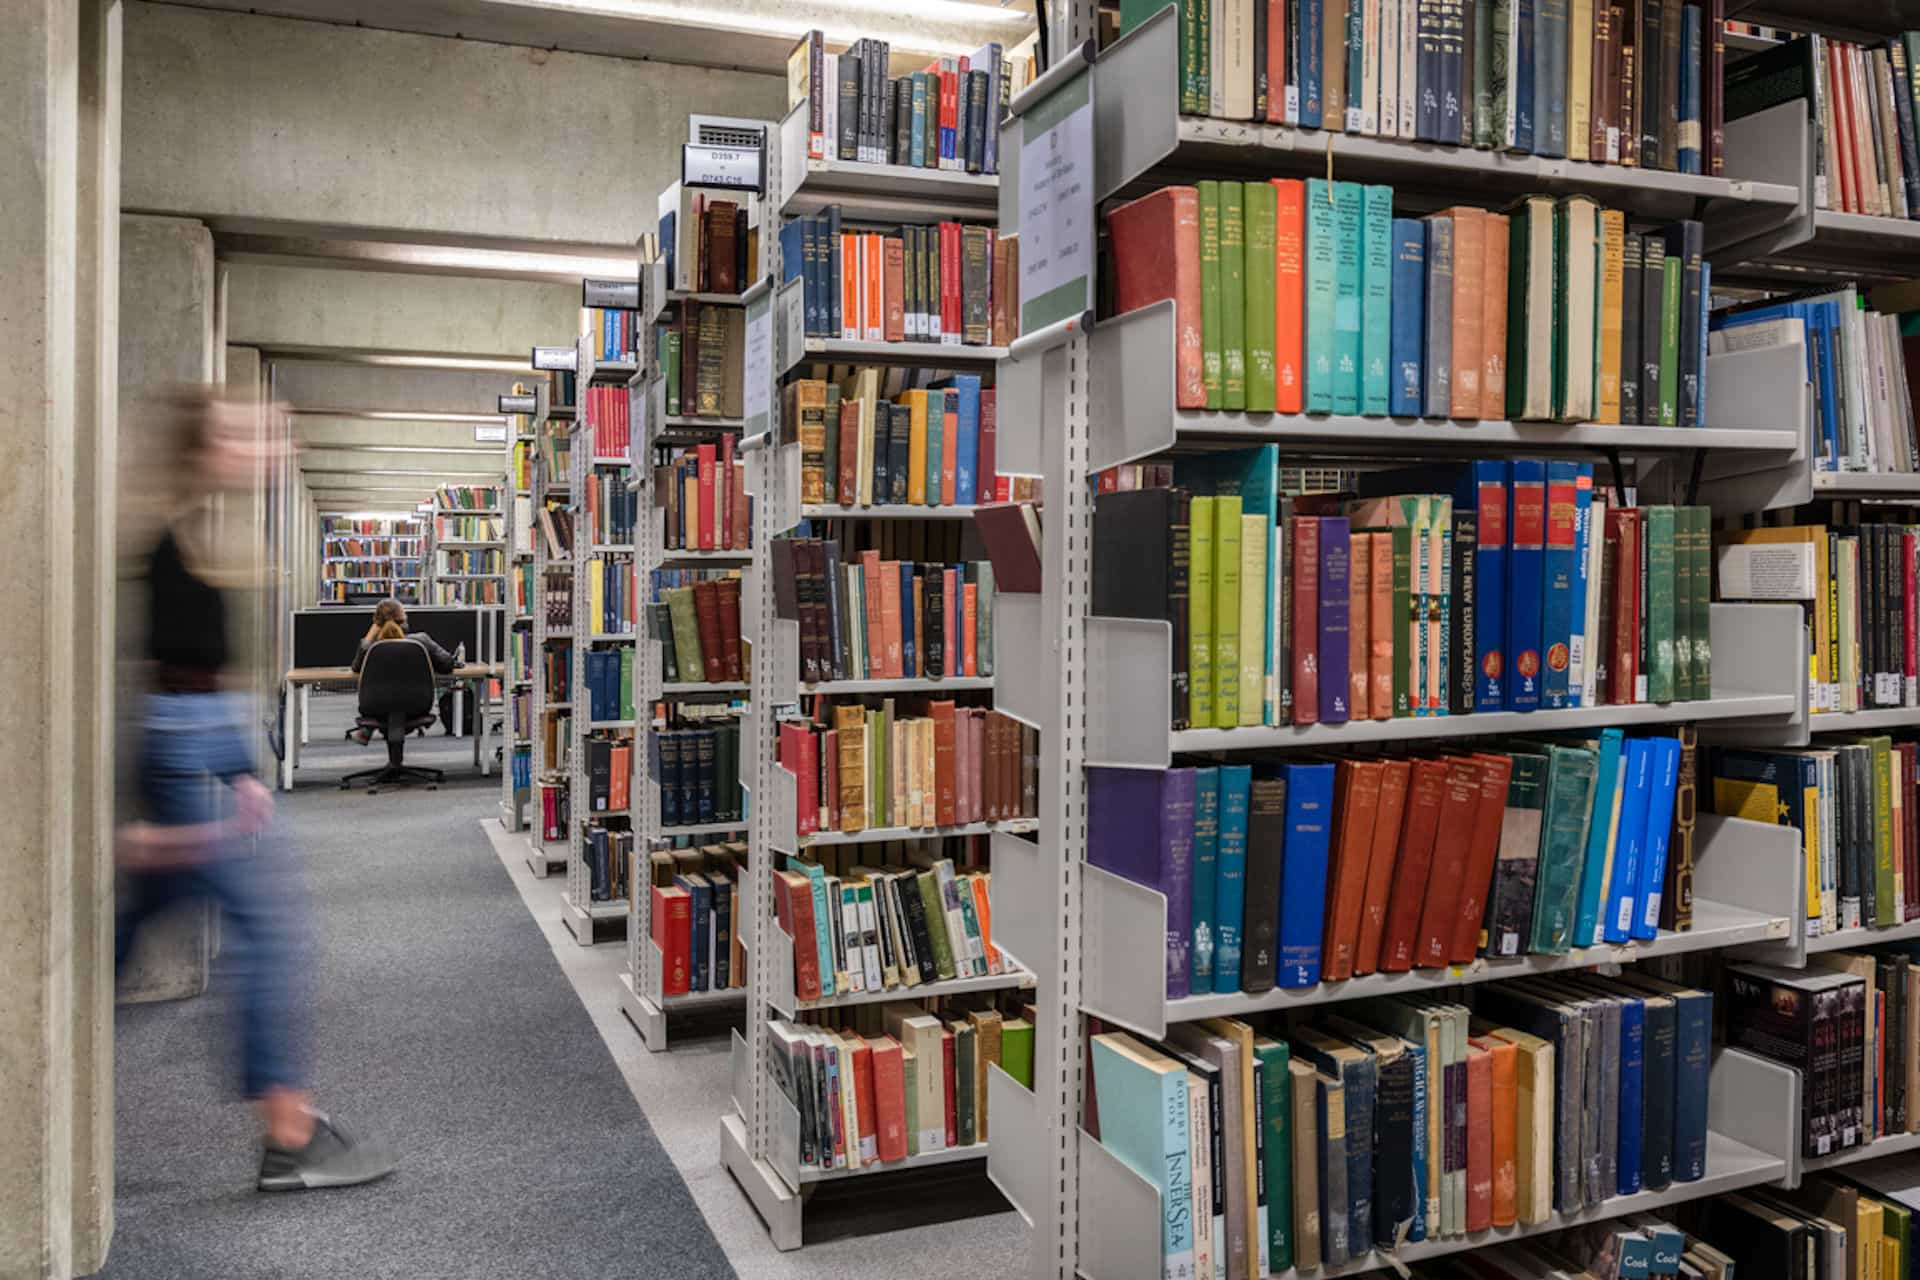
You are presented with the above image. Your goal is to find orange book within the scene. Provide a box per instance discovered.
[1379,757,1450,971]
[931,700,958,826]
[1368,531,1395,719]
[963,582,978,677]
[1481,213,1510,419]
[1471,1033,1519,1227]
[879,564,904,679]
[1272,178,1306,413]
[862,551,886,679]
[1348,532,1372,719]
[772,870,820,1001]
[884,236,906,342]
[841,233,860,339]
[1446,208,1486,417]
[968,873,999,973]
[1410,756,1484,968]
[848,1034,879,1166]
[869,1036,909,1162]
[1464,1040,1493,1232]
[609,744,631,811]
[864,232,885,342]
[1322,759,1384,982]
[1353,758,1412,975]
[941,400,959,504]
[1449,753,1516,963]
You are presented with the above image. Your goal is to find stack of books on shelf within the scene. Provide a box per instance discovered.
[537,506,574,560]
[437,484,500,511]
[786,370,998,508]
[582,733,632,814]
[538,423,572,482]
[438,548,503,575]
[587,554,635,635]
[583,647,635,722]
[780,209,1014,348]
[657,440,749,551]
[1092,724,1697,997]
[586,385,633,457]
[772,537,996,683]
[649,842,750,994]
[541,706,571,768]
[1090,966,1712,1276]
[1729,32,1920,221]
[772,851,1006,1001]
[649,570,745,684]
[540,781,571,842]
[583,823,633,903]
[656,186,756,295]
[1095,450,1714,730]
[778,700,1038,839]
[588,306,637,364]
[433,578,501,605]
[657,299,745,418]
[542,369,577,409]
[436,513,504,542]
[768,996,1036,1174]
[1114,0,1725,177]
[543,566,573,627]
[542,644,572,698]
[652,718,746,828]
[510,690,533,743]
[585,470,637,545]
[787,31,1026,174]
[511,561,534,615]
[1106,182,1710,427]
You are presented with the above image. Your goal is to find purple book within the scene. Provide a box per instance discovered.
[1318,516,1351,723]
[1088,766,1198,998]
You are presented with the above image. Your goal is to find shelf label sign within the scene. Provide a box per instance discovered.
[474,423,509,443]
[744,285,773,439]
[1017,67,1095,334]
[532,345,577,371]
[497,394,537,415]
[582,277,639,309]
[682,141,766,192]
[775,275,806,380]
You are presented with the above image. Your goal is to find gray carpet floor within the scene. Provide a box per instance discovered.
[103,694,736,1279]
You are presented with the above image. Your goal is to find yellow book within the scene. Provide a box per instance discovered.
[1569,0,1594,171]
[589,557,604,634]
[844,368,879,506]
[904,390,929,505]
[682,472,700,548]
[1238,513,1267,726]
[1597,210,1626,424]
[835,703,867,832]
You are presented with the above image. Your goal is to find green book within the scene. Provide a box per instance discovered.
[1190,495,1216,728]
[916,870,957,979]
[1332,181,1365,415]
[1116,0,1201,113]
[666,586,704,680]
[1659,256,1682,426]
[1360,184,1393,415]
[955,878,984,976]
[1244,181,1279,413]
[1473,0,1497,147]
[1673,505,1695,703]
[1646,505,1677,703]
[1527,744,1600,954]
[1870,735,1898,927]
[911,74,929,167]
[1000,1018,1034,1089]
[1254,1036,1294,1271]
[1213,495,1244,728]
[1689,505,1713,698]
[1305,177,1338,413]
[1198,181,1225,409]
[953,1020,977,1145]
[925,387,945,505]
[1239,513,1268,726]
[1390,525,1414,717]
[1220,181,1248,411]
[620,645,635,719]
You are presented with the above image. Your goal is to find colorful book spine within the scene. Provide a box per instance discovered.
[1319,517,1352,723]
[1278,762,1336,987]
[1361,185,1394,415]
[1541,460,1580,709]
[1507,459,1546,712]
[1332,182,1365,415]
[1213,764,1252,994]
[1390,219,1426,417]
[1306,178,1339,414]
[1470,460,1508,711]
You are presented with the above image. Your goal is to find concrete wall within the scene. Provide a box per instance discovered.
[121,2,787,247]
[226,262,578,358]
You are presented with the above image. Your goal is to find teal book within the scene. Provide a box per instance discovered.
[1571,728,1626,947]
[1527,743,1601,953]
[1332,181,1365,415]
[1254,1037,1293,1271]
[1212,763,1251,993]
[1221,181,1248,411]
[793,859,837,995]
[1305,178,1339,413]
[1199,180,1225,409]
[910,73,929,167]
[1361,184,1394,416]
[1090,1033,1195,1280]
[1189,768,1221,989]
[924,388,946,506]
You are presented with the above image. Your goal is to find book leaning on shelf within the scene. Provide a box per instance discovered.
[656,439,749,551]
[583,824,633,903]
[770,538,995,685]
[784,370,998,508]
[1089,726,1697,1000]
[647,570,744,684]
[1114,0,1725,177]
[1106,180,1710,427]
[780,208,1015,348]
[656,297,745,418]
[648,842,748,995]
[655,185,755,296]
[773,850,1003,1001]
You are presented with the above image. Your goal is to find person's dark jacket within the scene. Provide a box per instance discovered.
[352,632,457,676]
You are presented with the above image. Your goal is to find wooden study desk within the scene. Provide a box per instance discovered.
[280,662,504,791]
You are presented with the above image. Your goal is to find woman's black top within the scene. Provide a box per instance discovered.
[148,527,227,687]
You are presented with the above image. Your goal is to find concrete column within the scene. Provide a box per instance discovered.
[113,214,217,1007]
[0,0,118,1274]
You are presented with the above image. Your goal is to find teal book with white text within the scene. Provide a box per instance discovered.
[1091,1033,1195,1280]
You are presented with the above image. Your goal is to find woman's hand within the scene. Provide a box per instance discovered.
[116,776,275,869]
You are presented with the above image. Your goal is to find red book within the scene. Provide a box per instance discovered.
[1608,508,1641,704]
[1905,531,1916,696]
[849,1037,878,1166]
[1322,759,1384,982]
[720,432,736,548]
[869,1037,908,1162]
[693,580,725,681]
[696,447,718,549]
[941,1029,959,1148]
[1411,756,1485,968]
[652,885,691,995]
[1104,186,1205,408]
[1449,753,1516,963]
[1465,1042,1494,1232]
[1273,179,1306,414]
[1353,757,1412,975]
[838,401,859,505]
[977,389,997,500]
[718,577,744,682]
[944,568,959,677]
[1291,516,1321,724]
[1378,757,1449,971]
[862,551,886,679]
[610,744,630,811]
[941,394,960,504]
[963,582,978,677]
[772,870,821,1001]
[932,701,958,826]
[796,727,820,835]
[942,221,962,346]
[884,236,906,342]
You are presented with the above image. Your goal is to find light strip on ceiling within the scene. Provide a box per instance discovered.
[546,0,1030,55]
[296,445,502,455]
[289,410,508,424]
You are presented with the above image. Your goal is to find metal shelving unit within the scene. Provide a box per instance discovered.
[499,382,544,835]
[528,372,575,879]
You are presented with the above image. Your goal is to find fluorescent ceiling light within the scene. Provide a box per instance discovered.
[334,243,637,278]
[303,444,503,455]
[269,349,536,372]
[529,0,1031,56]
[290,409,509,424]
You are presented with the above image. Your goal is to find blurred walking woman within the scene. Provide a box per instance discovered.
[116,387,395,1193]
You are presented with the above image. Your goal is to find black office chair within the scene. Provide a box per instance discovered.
[341,639,445,793]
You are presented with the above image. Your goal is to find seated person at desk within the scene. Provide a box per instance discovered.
[350,600,457,744]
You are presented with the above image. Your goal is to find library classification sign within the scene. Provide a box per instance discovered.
[1018,67,1094,334]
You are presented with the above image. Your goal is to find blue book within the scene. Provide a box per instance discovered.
[1336,182,1368,412]
[935,374,983,504]
[1415,0,1443,140]
[899,561,916,677]
[1512,0,1536,152]
[1603,739,1654,944]
[1572,728,1626,946]
[1318,516,1352,722]
[1569,465,1593,706]
[1631,736,1682,940]
[1405,1041,1428,1243]
[1277,762,1336,987]
[1535,0,1568,157]
[924,389,946,505]
[826,206,843,339]
[1637,989,1677,1190]
[1540,460,1580,709]
[1190,768,1221,990]
[1677,6,1702,173]
[1346,0,1365,131]
[1088,767,1199,998]
[1507,459,1546,711]
[677,873,713,991]
[1212,765,1252,994]
[1361,185,1394,416]
[1667,985,1712,1181]
[1389,219,1426,416]
[659,212,677,292]
[1301,0,1324,128]
[780,217,806,303]
[1614,993,1645,1195]
[1089,1035,1195,1278]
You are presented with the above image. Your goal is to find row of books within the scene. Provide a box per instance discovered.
[543,566,572,627]
[510,690,533,744]
[649,572,745,685]
[323,536,407,555]
[772,853,1004,1002]
[1730,34,1920,220]
[650,720,745,829]
[1109,182,1710,426]
[389,559,423,580]
[581,647,634,723]
[535,424,571,489]
[322,517,422,536]
[1096,450,1715,730]
[582,734,632,814]
[1094,727,1694,999]
[787,370,997,508]
[778,700,1038,838]
[586,555,635,636]
[1711,289,1916,476]
[1116,0,1725,176]
[539,782,570,843]
[435,514,502,542]
[656,299,746,419]
[648,842,748,995]
[322,559,392,579]
[1093,969,1712,1276]
[588,306,636,364]
[508,631,532,685]
[655,185,754,296]
[437,549,502,576]
[584,824,632,902]
[541,645,571,705]
[436,484,499,511]
[511,562,534,619]
[535,506,574,560]
[767,999,1036,1174]
[583,469,638,547]
[584,386,633,459]
[787,32,1017,174]
[656,439,750,551]
[771,540,997,684]
[432,579,500,605]
[780,211,1011,348]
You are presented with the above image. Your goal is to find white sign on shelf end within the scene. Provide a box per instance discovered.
[682,140,766,193]
[474,423,509,443]
[1016,65,1095,336]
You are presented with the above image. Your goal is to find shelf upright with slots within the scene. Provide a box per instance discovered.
[718,97,1027,1251]
[528,364,576,878]
[499,382,545,834]
[977,13,1823,1278]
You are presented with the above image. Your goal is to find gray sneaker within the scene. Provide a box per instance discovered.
[257,1116,397,1192]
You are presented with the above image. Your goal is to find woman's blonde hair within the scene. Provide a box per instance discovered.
[374,620,406,642]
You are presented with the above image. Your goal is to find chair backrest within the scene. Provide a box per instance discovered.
[358,639,437,719]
